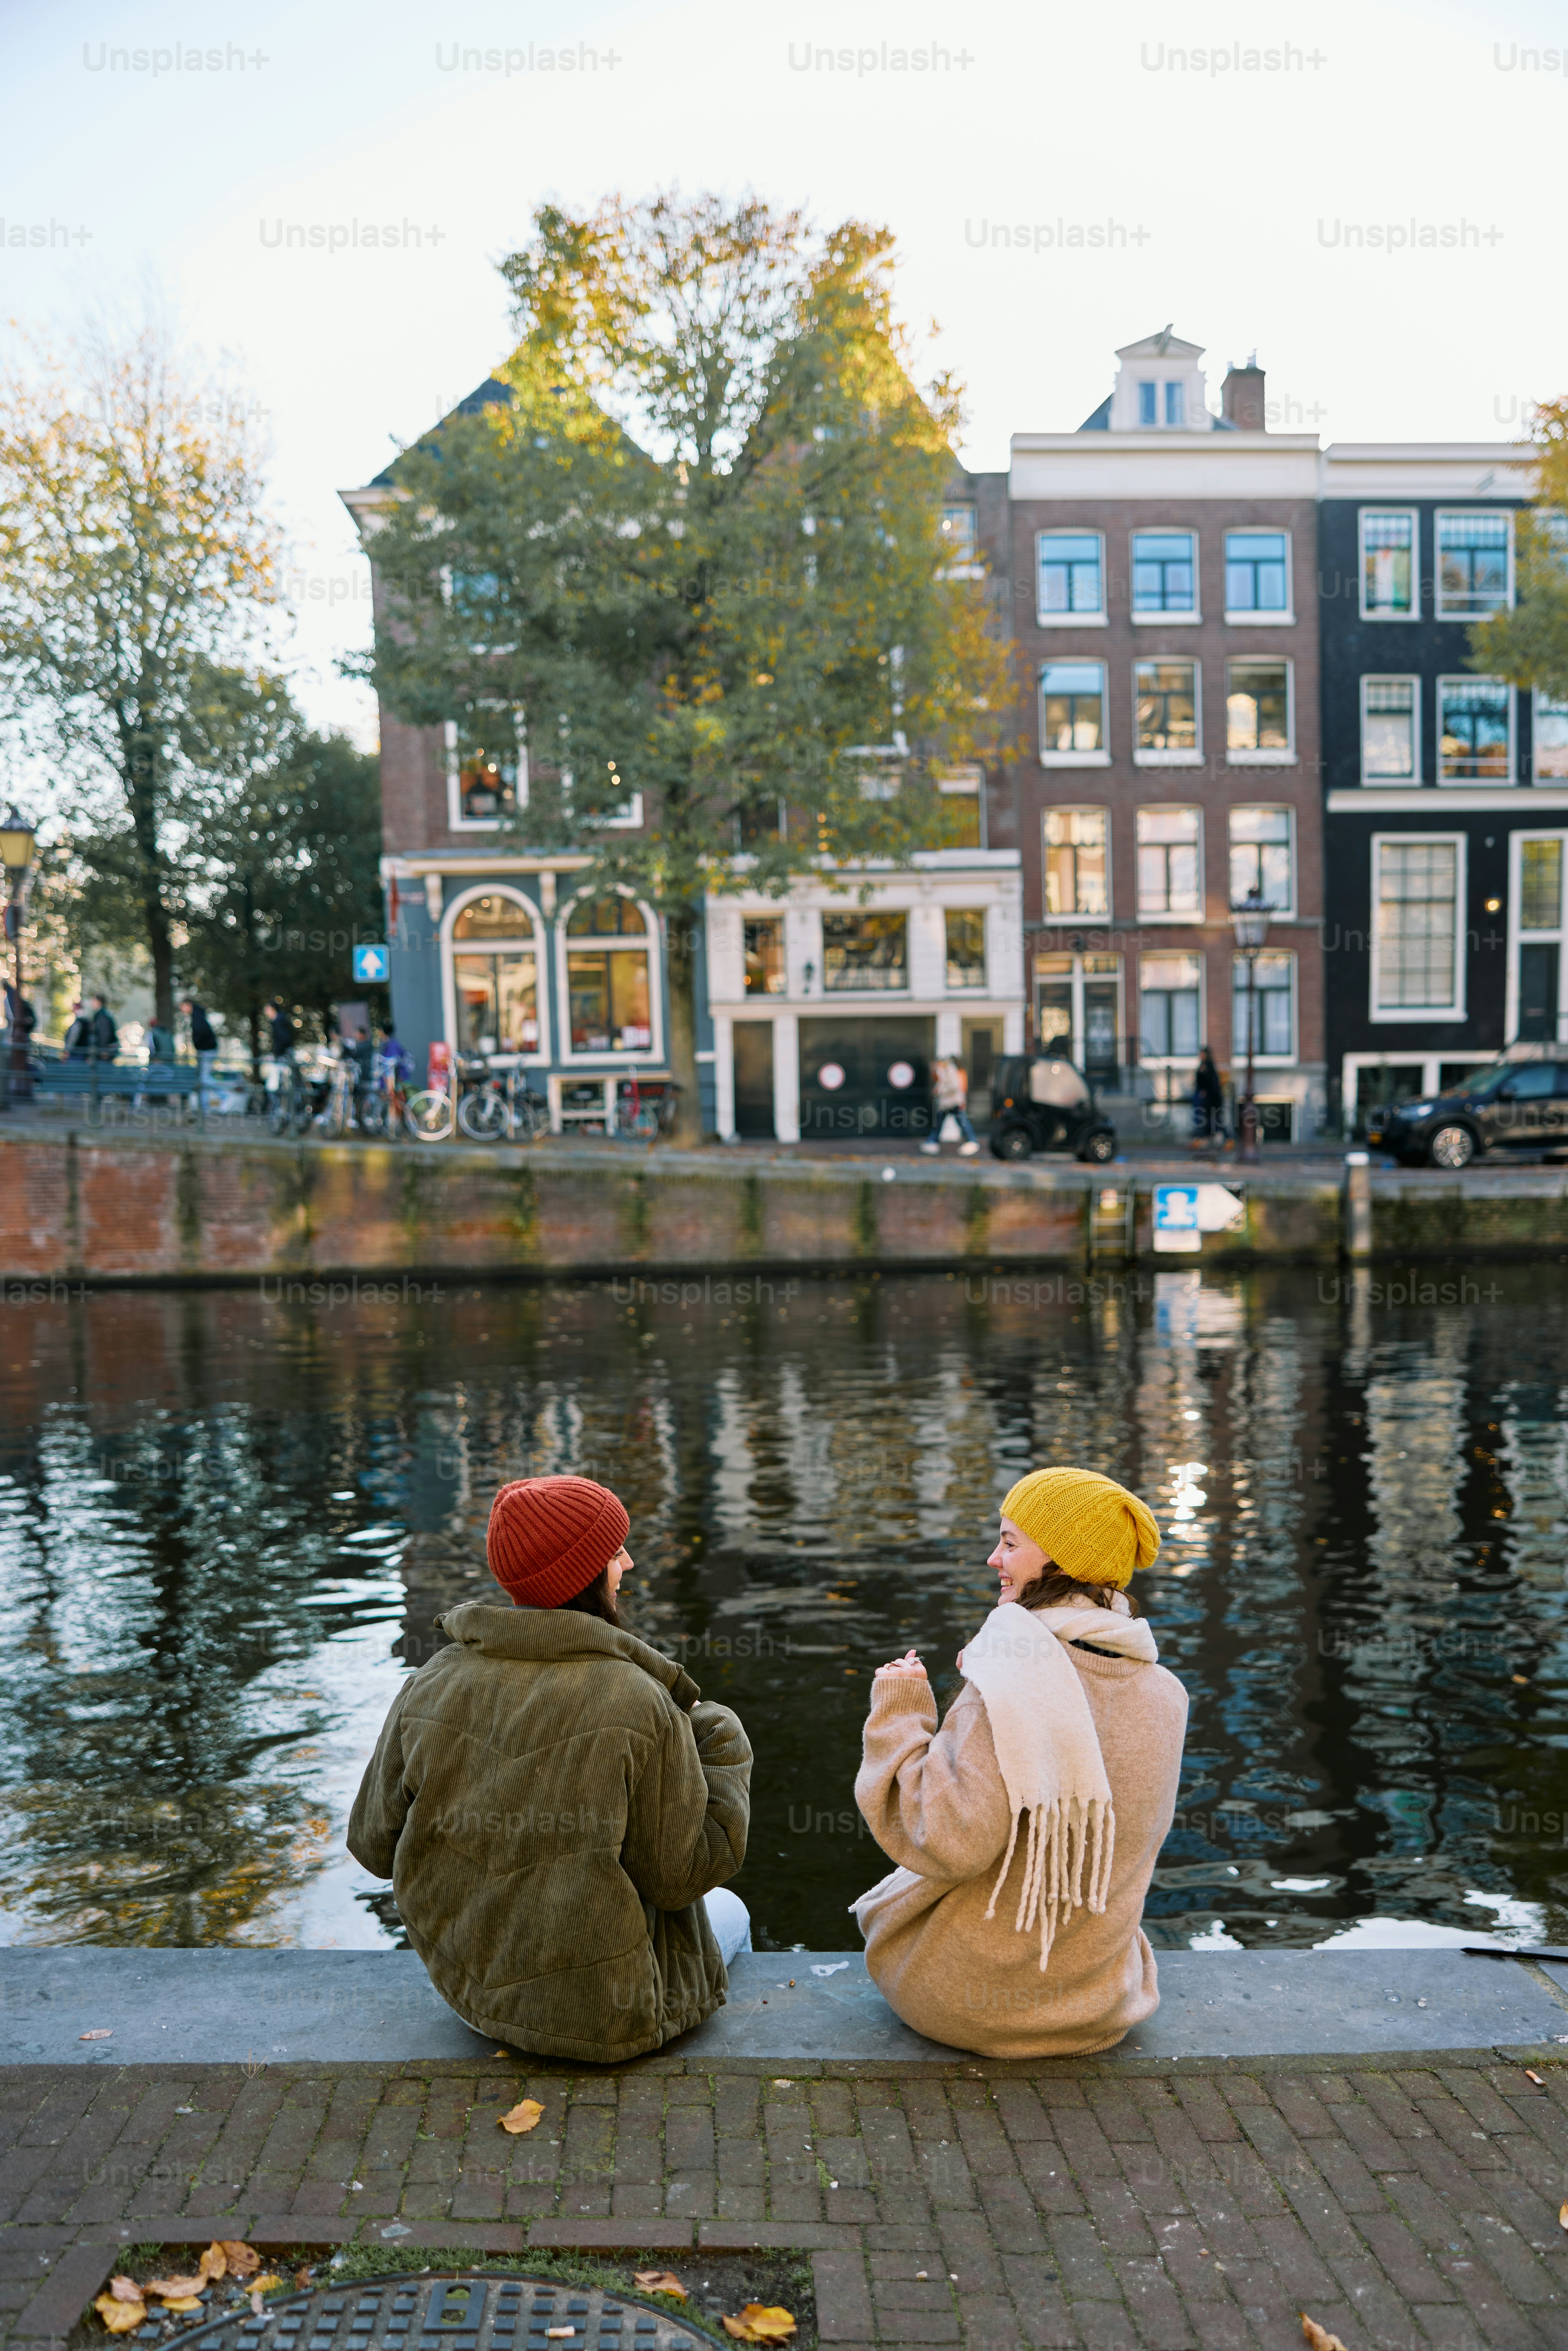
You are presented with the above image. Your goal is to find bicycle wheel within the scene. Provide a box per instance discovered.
[266,1088,292,1137]
[515,1096,552,1141]
[404,1087,454,1142]
[357,1091,389,1139]
[457,1087,506,1141]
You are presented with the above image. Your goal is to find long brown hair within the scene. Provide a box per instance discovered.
[557,1565,620,1628]
[1013,1567,1141,1619]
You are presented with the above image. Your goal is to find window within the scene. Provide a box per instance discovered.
[1137,807,1202,917]
[744,918,785,995]
[1437,512,1511,619]
[1521,840,1562,931]
[1373,839,1462,1016]
[564,894,653,1052]
[1044,808,1109,918]
[1229,808,1293,913]
[1438,676,1512,782]
[1165,381,1186,426]
[1132,531,1197,615]
[935,767,983,848]
[1037,531,1104,620]
[1362,677,1420,782]
[1232,951,1294,1059]
[940,506,977,564]
[1040,661,1107,761]
[1534,692,1568,780]
[1225,530,1290,616]
[451,894,540,1057]
[1226,659,1293,758]
[1134,660,1199,759]
[1360,510,1416,618]
[1138,381,1157,426]
[1139,953,1202,1059]
[944,910,987,991]
[822,911,907,992]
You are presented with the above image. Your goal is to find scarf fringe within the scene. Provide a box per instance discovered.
[983,1796,1117,1970]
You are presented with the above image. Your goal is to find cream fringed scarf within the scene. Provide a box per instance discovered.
[959,1596,1158,1969]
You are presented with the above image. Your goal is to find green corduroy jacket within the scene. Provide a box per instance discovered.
[347,1602,753,2062]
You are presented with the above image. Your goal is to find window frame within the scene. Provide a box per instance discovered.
[444,715,529,833]
[1231,948,1297,1065]
[1359,673,1422,787]
[1039,658,1110,766]
[1437,673,1514,785]
[943,908,989,993]
[1368,831,1467,1023]
[1133,657,1203,765]
[1130,529,1201,624]
[1035,529,1107,627]
[1434,508,1514,622]
[554,885,663,1063]
[1532,688,1568,782]
[819,908,910,997]
[1137,950,1205,1065]
[1135,805,1204,923]
[1227,805,1296,920]
[440,883,550,1063]
[1042,805,1112,923]
[1225,656,1296,765]
[1358,507,1420,623]
[1223,528,1294,626]
[1506,829,1568,1047]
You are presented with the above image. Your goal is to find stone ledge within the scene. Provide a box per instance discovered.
[3,1945,1567,2071]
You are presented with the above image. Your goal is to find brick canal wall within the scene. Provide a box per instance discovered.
[0,1125,1562,1281]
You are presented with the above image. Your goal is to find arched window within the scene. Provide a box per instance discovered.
[450,892,539,1055]
[563,894,652,1052]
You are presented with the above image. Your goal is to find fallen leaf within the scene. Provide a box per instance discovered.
[250,2278,283,2298]
[95,2292,147,2334]
[295,2269,314,2291]
[161,2299,204,2315]
[144,2278,206,2301]
[108,2280,142,2303]
[198,2245,228,2282]
[633,2271,686,2299]
[1301,2318,1349,2351]
[498,2098,545,2135]
[722,2308,796,2344]
[80,2029,113,2041]
[220,2244,261,2276]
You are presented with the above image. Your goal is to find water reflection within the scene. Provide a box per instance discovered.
[2,1267,1567,1952]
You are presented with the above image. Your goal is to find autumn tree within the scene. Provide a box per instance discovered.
[361,192,1011,1141]
[0,319,279,1026]
[1471,395,1568,699]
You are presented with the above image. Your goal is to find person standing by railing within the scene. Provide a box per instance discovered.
[88,994,118,1063]
[180,997,220,1111]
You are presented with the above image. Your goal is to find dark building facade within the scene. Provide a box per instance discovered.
[1318,444,1555,1128]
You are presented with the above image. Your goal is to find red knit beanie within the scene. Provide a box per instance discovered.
[486,1475,630,1608]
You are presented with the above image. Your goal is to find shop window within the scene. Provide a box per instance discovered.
[451,894,539,1056]
[945,910,987,990]
[822,911,907,992]
[744,918,786,994]
[565,895,653,1051]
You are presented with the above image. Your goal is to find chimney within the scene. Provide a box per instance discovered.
[1222,355,1266,431]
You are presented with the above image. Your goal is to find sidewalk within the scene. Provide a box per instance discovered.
[7,1950,1568,2349]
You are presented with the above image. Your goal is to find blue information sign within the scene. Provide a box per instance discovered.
[352,944,390,984]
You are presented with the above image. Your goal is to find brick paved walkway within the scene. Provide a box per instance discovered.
[6,2057,1568,2351]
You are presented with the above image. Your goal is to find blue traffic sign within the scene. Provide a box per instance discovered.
[352,943,390,984]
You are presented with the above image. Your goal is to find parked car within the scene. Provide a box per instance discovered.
[1367,1059,1568,1167]
[988,1054,1117,1163]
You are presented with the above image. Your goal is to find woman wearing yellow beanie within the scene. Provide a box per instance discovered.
[851,1465,1188,2059]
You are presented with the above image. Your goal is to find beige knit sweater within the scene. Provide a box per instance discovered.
[853,1645,1187,2058]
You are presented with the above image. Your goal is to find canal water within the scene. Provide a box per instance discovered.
[2,1263,1566,1956]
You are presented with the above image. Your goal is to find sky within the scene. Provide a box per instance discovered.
[4,0,1565,743]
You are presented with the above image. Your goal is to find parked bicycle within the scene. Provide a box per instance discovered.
[616,1074,680,1138]
[264,1055,312,1137]
[457,1060,551,1142]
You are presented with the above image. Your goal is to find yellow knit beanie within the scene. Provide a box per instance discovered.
[1000,1467,1160,1590]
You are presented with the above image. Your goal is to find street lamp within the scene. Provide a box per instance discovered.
[1230,885,1273,1164]
[1,808,37,1113]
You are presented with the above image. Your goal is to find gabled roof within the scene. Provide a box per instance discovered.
[370,377,515,488]
[1114,328,1204,362]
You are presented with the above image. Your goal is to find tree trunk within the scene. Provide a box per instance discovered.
[144,886,175,1031]
[664,904,705,1147]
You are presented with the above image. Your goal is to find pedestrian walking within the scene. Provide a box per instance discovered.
[920,1054,981,1156]
[263,999,296,1060]
[349,1475,753,2061]
[1190,1044,1225,1155]
[88,994,117,1062]
[852,1467,1187,2058]
[179,998,219,1111]
[63,1001,91,1060]
[136,1014,178,1110]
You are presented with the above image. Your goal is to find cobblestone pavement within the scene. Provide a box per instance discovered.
[6,2057,1568,2351]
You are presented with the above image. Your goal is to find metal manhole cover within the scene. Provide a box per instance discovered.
[168,2277,715,2351]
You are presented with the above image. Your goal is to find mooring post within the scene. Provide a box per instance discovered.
[1344,1149,1372,1259]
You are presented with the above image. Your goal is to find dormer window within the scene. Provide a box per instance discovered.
[1164,382,1185,426]
[1138,381,1157,426]
[1137,379,1187,427]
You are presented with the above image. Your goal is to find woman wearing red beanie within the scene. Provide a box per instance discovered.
[348,1475,752,2063]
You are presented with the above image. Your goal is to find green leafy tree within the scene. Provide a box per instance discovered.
[360,192,1011,1140]
[0,319,279,1025]
[1471,396,1568,698]
[179,710,385,1067]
